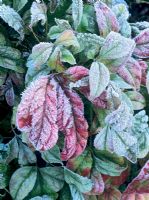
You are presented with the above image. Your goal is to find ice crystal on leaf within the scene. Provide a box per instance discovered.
[16,75,89,160]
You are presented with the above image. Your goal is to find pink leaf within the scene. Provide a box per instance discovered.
[94,1,119,37]
[138,60,148,85]
[117,58,142,89]
[65,66,89,81]
[16,76,58,151]
[60,89,88,160]
[121,160,149,200]
[134,28,149,58]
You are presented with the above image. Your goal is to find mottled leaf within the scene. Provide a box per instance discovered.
[100,32,135,70]
[0,163,10,189]
[27,42,53,69]
[121,160,149,200]
[89,61,110,99]
[98,187,122,200]
[9,166,37,200]
[0,4,24,40]
[133,28,149,58]
[30,1,47,27]
[72,0,83,30]
[64,168,93,193]
[67,149,93,177]
[94,1,119,37]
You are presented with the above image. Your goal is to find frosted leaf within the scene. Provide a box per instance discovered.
[27,42,53,69]
[89,61,110,100]
[72,0,83,30]
[105,102,133,132]
[100,32,136,70]
[94,125,137,163]
[16,76,58,151]
[30,1,47,27]
[94,1,119,37]
[0,4,24,40]
[133,28,149,58]
[132,110,149,158]
[121,160,149,200]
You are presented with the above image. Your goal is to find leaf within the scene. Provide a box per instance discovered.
[5,77,15,106]
[41,145,62,164]
[117,58,142,90]
[55,30,80,49]
[17,75,89,160]
[60,48,76,65]
[6,137,19,163]
[133,28,149,58]
[16,76,58,151]
[69,185,84,200]
[72,0,83,30]
[93,149,127,176]
[121,160,149,200]
[30,1,47,27]
[87,168,104,195]
[89,61,110,99]
[112,4,131,38]
[13,0,28,11]
[100,32,135,70]
[111,74,133,89]
[98,187,122,200]
[9,166,37,200]
[132,110,149,158]
[0,45,24,73]
[59,183,71,200]
[147,71,149,95]
[38,167,64,192]
[66,149,93,177]
[64,168,93,193]
[94,1,119,37]
[0,163,10,189]
[0,4,24,40]
[76,33,105,59]
[94,103,138,163]
[125,91,146,110]
[30,195,54,200]
[27,42,53,69]
[18,138,37,166]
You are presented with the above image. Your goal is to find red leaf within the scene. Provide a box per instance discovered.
[138,60,148,85]
[121,160,149,200]
[66,65,89,81]
[98,187,122,200]
[94,1,119,37]
[16,76,58,151]
[117,58,142,89]
[134,28,149,58]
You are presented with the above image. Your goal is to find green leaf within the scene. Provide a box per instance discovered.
[125,91,146,110]
[60,48,76,65]
[0,33,6,45]
[64,168,93,193]
[13,0,28,11]
[55,30,80,49]
[30,1,47,27]
[27,42,53,69]
[6,137,19,163]
[0,45,25,73]
[0,163,10,189]
[59,184,71,200]
[93,150,127,176]
[100,32,135,69]
[66,149,93,176]
[41,145,62,164]
[132,110,149,158]
[18,138,37,166]
[111,74,133,89]
[9,166,37,200]
[0,4,24,40]
[72,0,83,30]
[69,185,85,200]
[29,195,54,200]
[89,61,110,99]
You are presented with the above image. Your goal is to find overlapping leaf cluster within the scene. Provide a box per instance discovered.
[0,0,149,199]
